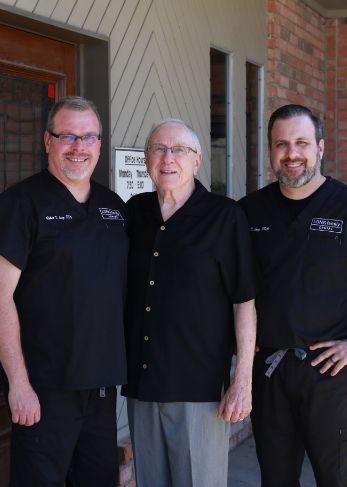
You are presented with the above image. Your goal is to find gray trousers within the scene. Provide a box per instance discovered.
[127,399,231,487]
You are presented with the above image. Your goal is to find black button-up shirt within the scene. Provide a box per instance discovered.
[122,180,256,402]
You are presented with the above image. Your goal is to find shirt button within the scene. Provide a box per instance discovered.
[160,225,165,230]
[142,363,148,369]
[145,306,151,312]
[149,280,154,286]
[144,335,149,341]
[153,252,159,257]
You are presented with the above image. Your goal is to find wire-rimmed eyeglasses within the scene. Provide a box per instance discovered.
[147,144,197,156]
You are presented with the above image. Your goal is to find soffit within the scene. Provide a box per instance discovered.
[302,0,347,18]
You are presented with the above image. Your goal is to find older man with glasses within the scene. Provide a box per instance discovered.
[0,96,128,486]
[122,119,257,487]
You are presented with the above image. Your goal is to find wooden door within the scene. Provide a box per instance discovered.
[0,24,76,191]
[0,24,76,485]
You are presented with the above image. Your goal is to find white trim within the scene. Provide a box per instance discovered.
[226,52,233,198]
[257,65,265,189]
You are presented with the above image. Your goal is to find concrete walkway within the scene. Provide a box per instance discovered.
[228,436,316,486]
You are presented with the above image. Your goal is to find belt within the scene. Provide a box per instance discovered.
[265,348,307,378]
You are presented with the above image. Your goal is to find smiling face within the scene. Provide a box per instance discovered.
[269,114,324,189]
[145,122,202,195]
[44,107,101,185]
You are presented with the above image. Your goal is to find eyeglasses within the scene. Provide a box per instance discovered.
[49,131,101,145]
[147,144,197,157]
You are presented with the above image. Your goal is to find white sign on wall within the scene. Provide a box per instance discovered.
[112,147,152,202]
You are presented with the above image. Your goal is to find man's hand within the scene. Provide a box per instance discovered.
[310,340,347,376]
[9,383,41,426]
[0,256,40,426]
[217,380,252,423]
[218,299,256,422]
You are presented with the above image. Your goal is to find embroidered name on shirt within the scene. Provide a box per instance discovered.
[99,208,124,221]
[250,226,270,232]
[45,215,72,221]
[310,218,343,234]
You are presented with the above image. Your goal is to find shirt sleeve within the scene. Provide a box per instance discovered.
[216,201,257,303]
[0,189,35,270]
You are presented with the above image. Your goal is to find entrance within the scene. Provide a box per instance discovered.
[0,24,75,191]
[0,24,76,485]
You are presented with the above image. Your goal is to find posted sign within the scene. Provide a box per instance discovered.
[112,147,152,202]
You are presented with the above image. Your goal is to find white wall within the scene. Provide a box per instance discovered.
[0,0,267,198]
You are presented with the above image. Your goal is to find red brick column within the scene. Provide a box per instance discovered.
[267,0,325,116]
[267,0,326,181]
[325,19,338,178]
[326,19,347,182]
[267,1,347,184]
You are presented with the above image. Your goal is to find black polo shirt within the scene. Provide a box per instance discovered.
[0,169,128,389]
[239,177,347,348]
[122,180,256,402]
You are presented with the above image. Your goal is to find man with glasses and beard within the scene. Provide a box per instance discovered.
[240,104,347,487]
[0,96,128,486]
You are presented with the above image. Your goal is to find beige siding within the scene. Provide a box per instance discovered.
[15,0,37,10]
[0,0,16,5]
[82,0,111,31]
[68,0,95,29]
[35,0,60,18]
[0,0,266,197]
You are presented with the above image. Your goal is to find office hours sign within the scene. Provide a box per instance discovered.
[112,147,152,202]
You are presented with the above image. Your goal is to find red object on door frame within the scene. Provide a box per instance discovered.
[48,83,55,99]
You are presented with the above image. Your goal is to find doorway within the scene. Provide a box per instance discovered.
[0,24,76,485]
[0,24,75,192]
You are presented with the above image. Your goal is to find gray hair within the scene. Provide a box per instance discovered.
[46,96,102,136]
[145,118,201,154]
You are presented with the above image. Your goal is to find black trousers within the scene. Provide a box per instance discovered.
[252,349,347,487]
[9,387,118,487]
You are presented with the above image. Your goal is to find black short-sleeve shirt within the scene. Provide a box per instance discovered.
[122,180,257,402]
[239,178,347,348]
[0,170,128,389]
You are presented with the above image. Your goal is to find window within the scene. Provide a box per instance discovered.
[210,48,229,196]
[246,62,263,193]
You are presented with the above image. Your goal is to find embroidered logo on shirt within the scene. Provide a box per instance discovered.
[99,208,124,221]
[310,218,343,234]
[45,214,73,221]
[250,226,270,232]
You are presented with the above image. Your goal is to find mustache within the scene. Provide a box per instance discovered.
[281,157,306,164]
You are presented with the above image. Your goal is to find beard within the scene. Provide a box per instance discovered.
[60,152,91,181]
[273,150,321,188]
[61,165,91,181]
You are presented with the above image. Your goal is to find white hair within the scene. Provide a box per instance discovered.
[144,118,202,154]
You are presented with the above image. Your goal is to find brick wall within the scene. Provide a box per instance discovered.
[267,0,325,118]
[325,18,347,181]
[267,0,347,183]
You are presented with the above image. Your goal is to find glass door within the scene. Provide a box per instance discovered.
[0,74,55,191]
